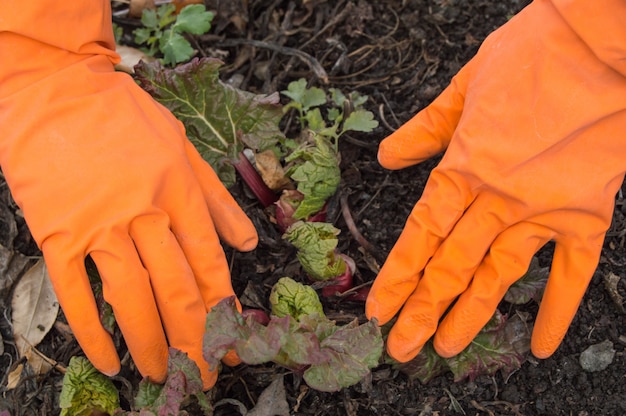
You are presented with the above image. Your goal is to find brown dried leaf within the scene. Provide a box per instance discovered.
[114,45,156,74]
[255,150,292,191]
[247,375,290,416]
[11,259,59,359]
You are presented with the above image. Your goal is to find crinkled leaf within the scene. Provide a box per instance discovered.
[203,296,383,392]
[504,257,548,304]
[278,326,329,367]
[173,5,213,35]
[285,135,341,219]
[283,222,346,281]
[446,310,530,382]
[269,277,325,320]
[135,58,285,187]
[133,379,163,409]
[303,319,383,392]
[203,296,250,369]
[59,357,120,416]
[342,109,379,133]
[134,349,208,416]
[235,318,289,365]
[393,341,449,384]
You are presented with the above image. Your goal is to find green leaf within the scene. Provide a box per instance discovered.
[135,58,285,187]
[59,357,119,416]
[283,222,346,281]
[285,135,341,219]
[133,27,153,46]
[504,257,548,304]
[342,109,379,133]
[304,319,383,392]
[133,379,163,409]
[281,79,327,112]
[392,341,449,384]
[303,109,326,133]
[329,88,347,108]
[202,297,383,392]
[173,5,214,35]
[140,8,159,29]
[446,310,530,382]
[269,277,326,320]
[160,29,194,65]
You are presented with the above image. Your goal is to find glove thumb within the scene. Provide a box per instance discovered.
[378,69,469,170]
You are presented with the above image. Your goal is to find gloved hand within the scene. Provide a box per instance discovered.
[366,0,626,363]
[0,1,257,389]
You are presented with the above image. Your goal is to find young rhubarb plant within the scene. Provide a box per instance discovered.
[59,357,119,416]
[203,278,383,392]
[283,221,357,297]
[273,79,379,224]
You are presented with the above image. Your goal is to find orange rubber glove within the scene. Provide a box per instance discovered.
[366,0,626,363]
[0,1,257,389]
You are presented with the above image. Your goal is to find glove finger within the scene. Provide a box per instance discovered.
[129,212,218,390]
[366,169,473,325]
[433,222,554,357]
[89,237,170,383]
[531,233,604,358]
[162,172,238,311]
[183,139,258,252]
[384,193,515,362]
[42,242,121,377]
[377,69,470,170]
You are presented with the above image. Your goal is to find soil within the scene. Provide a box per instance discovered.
[2,1,626,415]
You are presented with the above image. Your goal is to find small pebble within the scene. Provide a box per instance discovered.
[579,340,615,372]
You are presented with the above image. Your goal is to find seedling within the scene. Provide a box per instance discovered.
[133,4,214,65]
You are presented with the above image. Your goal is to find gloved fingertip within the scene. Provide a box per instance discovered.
[386,331,425,363]
[530,338,559,360]
[200,367,219,391]
[432,338,465,359]
[237,234,258,252]
[221,349,242,367]
[98,362,122,378]
[364,301,391,326]
[386,341,424,363]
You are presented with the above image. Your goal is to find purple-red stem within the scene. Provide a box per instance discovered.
[233,151,279,207]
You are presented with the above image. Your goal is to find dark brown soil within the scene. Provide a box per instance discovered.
[2,1,626,415]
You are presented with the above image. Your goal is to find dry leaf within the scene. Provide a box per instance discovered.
[255,150,292,191]
[11,259,59,361]
[6,363,24,390]
[115,45,155,74]
[247,375,290,416]
[23,346,53,375]
[128,0,155,19]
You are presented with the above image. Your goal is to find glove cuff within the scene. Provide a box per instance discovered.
[0,0,120,98]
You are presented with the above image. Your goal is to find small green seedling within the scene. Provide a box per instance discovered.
[133,3,214,65]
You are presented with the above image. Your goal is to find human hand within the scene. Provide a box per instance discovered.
[366,0,626,362]
[0,1,257,389]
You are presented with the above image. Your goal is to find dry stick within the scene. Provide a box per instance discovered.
[270,0,352,86]
[340,194,386,265]
[217,38,329,84]
[378,104,397,133]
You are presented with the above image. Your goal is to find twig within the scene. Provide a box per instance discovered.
[216,38,329,84]
[340,194,386,264]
